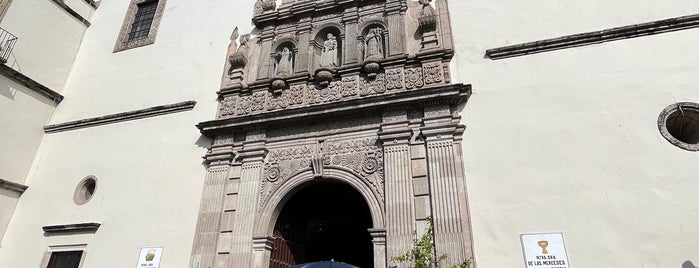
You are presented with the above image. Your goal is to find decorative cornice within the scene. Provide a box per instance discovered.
[44,101,197,133]
[0,64,64,103]
[486,13,699,60]
[0,179,28,194]
[198,84,471,137]
[49,0,91,27]
[42,223,101,234]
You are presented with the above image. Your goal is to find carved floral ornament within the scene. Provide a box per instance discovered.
[259,138,385,210]
[218,63,445,118]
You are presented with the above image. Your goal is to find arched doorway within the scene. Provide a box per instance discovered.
[269,181,373,268]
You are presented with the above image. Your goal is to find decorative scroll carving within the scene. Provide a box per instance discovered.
[423,62,443,85]
[341,76,358,97]
[220,96,237,117]
[385,68,404,90]
[268,85,306,111]
[267,146,314,162]
[360,73,387,96]
[309,81,343,104]
[405,68,424,89]
[237,92,266,115]
[326,138,385,202]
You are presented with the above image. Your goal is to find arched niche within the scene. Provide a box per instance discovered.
[272,40,298,76]
[359,22,388,61]
[312,25,344,68]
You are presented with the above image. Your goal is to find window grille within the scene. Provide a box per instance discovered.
[128,1,158,41]
[47,251,83,268]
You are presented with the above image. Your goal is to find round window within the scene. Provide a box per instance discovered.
[658,102,699,151]
[74,176,97,205]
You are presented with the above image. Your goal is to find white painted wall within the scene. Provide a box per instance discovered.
[0,0,252,266]
[0,0,92,92]
[451,1,699,267]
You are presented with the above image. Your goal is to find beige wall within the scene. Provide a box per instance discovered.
[451,1,699,267]
[0,0,250,266]
[0,0,93,92]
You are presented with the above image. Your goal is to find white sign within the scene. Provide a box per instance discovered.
[136,247,163,268]
[521,233,570,268]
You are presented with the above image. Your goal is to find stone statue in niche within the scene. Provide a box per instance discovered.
[275,47,294,75]
[320,33,339,67]
[364,28,384,60]
[419,0,435,16]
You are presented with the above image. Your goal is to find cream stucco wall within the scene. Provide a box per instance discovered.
[0,0,92,92]
[451,1,699,267]
[0,0,252,266]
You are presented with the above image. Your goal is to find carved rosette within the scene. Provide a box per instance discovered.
[268,84,306,111]
[219,96,236,117]
[309,81,343,104]
[360,73,387,96]
[385,68,404,90]
[405,67,425,89]
[423,62,444,85]
[237,92,266,115]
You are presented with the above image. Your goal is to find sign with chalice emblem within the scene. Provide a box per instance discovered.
[521,233,570,268]
[136,247,163,268]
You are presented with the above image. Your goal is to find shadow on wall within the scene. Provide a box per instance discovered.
[684,261,697,268]
[0,84,16,100]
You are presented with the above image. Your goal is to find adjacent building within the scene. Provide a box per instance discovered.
[0,0,697,267]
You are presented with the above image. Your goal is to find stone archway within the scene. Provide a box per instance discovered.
[254,167,386,268]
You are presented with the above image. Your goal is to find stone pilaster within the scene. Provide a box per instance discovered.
[435,0,454,51]
[421,105,469,267]
[369,228,387,268]
[228,132,268,267]
[343,7,360,64]
[385,1,406,56]
[296,19,312,73]
[256,27,275,80]
[378,110,415,264]
[251,235,275,268]
[189,142,234,268]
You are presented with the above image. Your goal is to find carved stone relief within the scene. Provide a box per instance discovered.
[423,62,444,85]
[405,67,425,89]
[267,84,306,111]
[220,96,237,117]
[237,92,266,115]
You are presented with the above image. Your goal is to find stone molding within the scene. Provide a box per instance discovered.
[49,0,91,27]
[44,101,196,133]
[199,84,470,136]
[0,64,64,103]
[42,223,101,234]
[486,13,699,60]
[113,0,168,52]
[0,178,28,194]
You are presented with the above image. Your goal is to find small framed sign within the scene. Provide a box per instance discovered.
[520,233,570,268]
[136,247,163,268]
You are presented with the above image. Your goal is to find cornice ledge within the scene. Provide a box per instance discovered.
[197,84,471,137]
[42,222,101,234]
[49,0,92,27]
[44,101,197,134]
[486,13,699,60]
[0,64,64,103]
[0,179,28,194]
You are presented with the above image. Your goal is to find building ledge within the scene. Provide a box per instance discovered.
[0,64,64,103]
[44,101,197,133]
[486,13,699,60]
[0,179,28,194]
[42,223,101,234]
[50,0,92,27]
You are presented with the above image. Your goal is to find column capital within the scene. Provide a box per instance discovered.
[236,145,268,164]
[252,235,274,251]
[204,145,234,167]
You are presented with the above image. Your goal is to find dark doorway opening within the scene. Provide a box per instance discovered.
[269,181,373,268]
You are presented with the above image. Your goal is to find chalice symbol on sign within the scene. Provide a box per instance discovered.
[537,240,549,254]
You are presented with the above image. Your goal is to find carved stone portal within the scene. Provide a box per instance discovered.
[196,1,471,268]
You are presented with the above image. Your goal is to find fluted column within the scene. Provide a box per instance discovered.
[189,142,234,268]
[228,136,268,267]
[369,228,387,268]
[343,7,359,64]
[385,1,407,56]
[421,106,469,267]
[378,110,415,264]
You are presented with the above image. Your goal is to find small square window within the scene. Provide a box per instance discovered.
[114,0,167,52]
[47,251,83,268]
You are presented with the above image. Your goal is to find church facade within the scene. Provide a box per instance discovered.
[1,0,698,267]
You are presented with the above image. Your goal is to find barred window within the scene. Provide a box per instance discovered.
[128,1,158,41]
[47,251,83,268]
